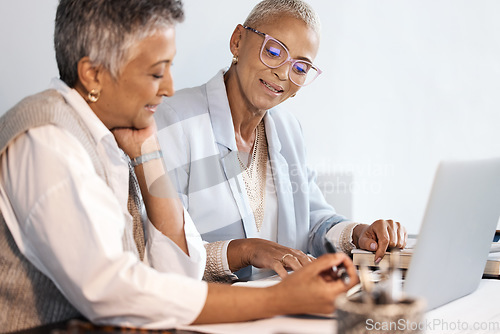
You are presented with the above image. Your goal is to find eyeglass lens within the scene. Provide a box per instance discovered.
[261,38,318,86]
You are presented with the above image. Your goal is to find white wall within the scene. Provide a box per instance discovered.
[0,0,59,110]
[1,1,499,234]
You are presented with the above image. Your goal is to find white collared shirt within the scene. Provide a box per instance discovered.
[0,79,207,328]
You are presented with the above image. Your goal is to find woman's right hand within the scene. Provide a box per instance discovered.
[270,253,359,315]
[111,121,159,160]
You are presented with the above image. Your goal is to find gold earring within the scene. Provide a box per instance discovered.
[290,93,296,98]
[232,55,238,65]
[88,89,100,103]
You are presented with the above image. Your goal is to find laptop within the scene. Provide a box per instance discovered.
[404,156,500,310]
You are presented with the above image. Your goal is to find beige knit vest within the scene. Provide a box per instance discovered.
[0,90,145,332]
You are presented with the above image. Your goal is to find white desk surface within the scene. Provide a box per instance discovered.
[425,279,500,334]
[178,279,500,334]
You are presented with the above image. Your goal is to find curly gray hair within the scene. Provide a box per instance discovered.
[54,0,184,87]
[244,0,320,35]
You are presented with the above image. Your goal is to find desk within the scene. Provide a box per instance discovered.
[179,279,500,334]
[17,279,500,334]
[425,279,500,334]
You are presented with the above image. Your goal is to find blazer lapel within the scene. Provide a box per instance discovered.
[205,71,258,237]
[264,113,297,248]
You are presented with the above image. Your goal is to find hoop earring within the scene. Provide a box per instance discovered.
[88,89,100,103]
[232,55,238,65]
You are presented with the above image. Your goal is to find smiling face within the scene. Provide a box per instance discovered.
[91,28,176,130]
[226,15,320,114]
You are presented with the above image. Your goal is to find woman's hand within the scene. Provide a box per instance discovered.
[227,238,314,278]
[111,121,158,159]
[270,253,359,315]
[352,219,407,263]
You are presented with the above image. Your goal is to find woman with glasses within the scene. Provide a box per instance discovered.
[156,0,407,281]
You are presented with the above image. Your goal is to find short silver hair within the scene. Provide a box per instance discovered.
[54,0,184,87]
[243,0,321,35]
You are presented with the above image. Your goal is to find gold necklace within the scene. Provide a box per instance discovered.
[237,121,268,232]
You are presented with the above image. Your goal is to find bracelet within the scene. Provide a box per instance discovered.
[340,222,358,254]
[203,240,238,283]
[131,150,163,167]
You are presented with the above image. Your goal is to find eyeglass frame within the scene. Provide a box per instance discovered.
[243,25,322,87]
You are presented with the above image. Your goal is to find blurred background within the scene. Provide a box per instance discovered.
[1,0,499,234]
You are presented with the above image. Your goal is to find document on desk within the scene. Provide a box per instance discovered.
[177,276,335,334]
[232,274,281,287]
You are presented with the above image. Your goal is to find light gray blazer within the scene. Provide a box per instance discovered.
[155,70,346,257]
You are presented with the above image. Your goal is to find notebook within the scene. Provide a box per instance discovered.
[402,157,500,310]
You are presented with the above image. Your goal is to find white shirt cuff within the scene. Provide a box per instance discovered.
[144,208,206,280]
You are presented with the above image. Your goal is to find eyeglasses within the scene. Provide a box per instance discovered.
[243,25,322,87]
